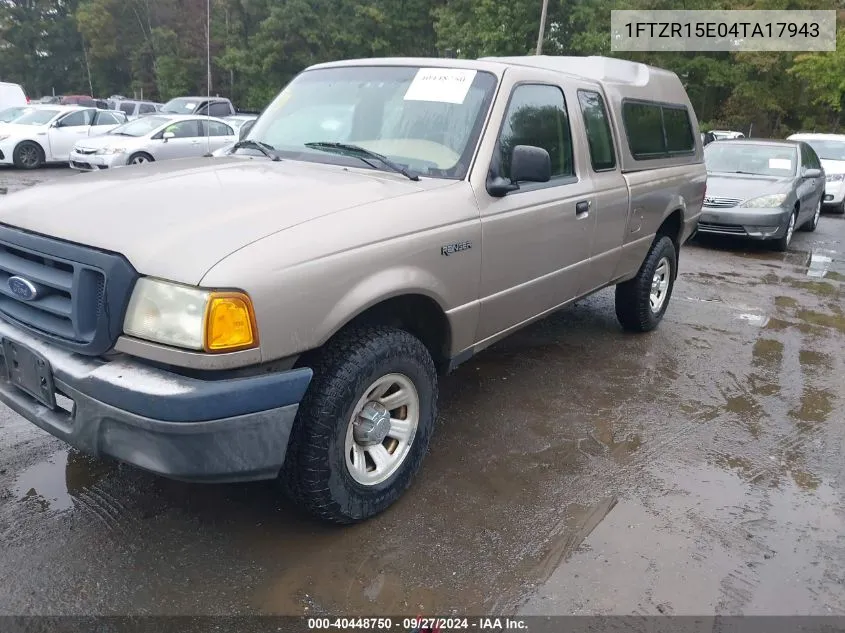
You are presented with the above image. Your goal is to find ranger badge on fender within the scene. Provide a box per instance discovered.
[441,240,472,256]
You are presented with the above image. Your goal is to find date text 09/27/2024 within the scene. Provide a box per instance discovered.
[307,617,528,630]
[624,21,821,39]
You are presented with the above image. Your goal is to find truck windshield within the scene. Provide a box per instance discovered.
[161,98,200,114]
[246,65,498,180]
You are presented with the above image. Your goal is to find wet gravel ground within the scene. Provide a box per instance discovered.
[0,165,844,617]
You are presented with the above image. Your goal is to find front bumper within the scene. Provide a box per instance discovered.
[0,319,312,483]
[69,150,126,171]
[0,140,17,165]
[822,181,845,206]
[697,206,791,240]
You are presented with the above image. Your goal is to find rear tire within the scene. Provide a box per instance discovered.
[830,201,845,215]
[13,141,44,170]
[127,152,154,165]
[615,235,677,333]
[281,326,438,524]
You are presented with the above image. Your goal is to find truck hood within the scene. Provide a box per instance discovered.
[0,156,446,284]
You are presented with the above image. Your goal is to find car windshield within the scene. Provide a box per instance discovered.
[799,139,845,161]
[0,106,31,123]
[161,98,200,114]
[111,115,173,137]
[12,109,61,126]
[705,143,797,177]
[246,65,498,179]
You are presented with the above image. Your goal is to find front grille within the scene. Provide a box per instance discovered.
[703,196,743,208]
[0,225,137,356]
[697,221,747,235]
[71,160,93,170]
[75,148,97,156]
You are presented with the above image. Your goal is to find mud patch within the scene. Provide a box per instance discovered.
[774,296,798,309]
[752,338,783,368]
[799,350,833,370]
[790,387,835,425]
[795,309,845,334]
[784,278,840,297]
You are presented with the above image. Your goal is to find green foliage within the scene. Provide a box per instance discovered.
[0,0,841,132]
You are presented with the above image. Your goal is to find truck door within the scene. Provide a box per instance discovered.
[471,69,598,343]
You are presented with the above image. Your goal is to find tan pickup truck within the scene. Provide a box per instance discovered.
[0,56,705,523]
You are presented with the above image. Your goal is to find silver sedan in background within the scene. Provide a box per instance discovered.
[69,114,237,171]
[697,139,825,251]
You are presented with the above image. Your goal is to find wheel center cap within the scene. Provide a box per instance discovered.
[354,401,392,446]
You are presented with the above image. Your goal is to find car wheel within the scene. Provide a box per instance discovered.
[615,235,677,332]
[773,208,798,252]
[831,201,845,215]
[281,326,438,524]
[127,152,154,165]
[13,141,44,170]
[803,200,821,232]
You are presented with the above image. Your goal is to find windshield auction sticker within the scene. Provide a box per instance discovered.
[404,68,478,104]
[611,10,836,52]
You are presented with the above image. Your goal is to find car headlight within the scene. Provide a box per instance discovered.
[95,147,126,155]
[0,135,10,141]
[123,278,258,352]
[826,173,844,182]
[740,193,788,208]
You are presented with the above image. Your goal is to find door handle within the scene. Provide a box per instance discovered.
[575,200,591,217]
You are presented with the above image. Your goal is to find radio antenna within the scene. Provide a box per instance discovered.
[205,0,212,156]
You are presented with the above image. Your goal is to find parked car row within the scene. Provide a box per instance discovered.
[0,100,257,170]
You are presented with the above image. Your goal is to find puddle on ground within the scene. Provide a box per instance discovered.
[13,449,116,512]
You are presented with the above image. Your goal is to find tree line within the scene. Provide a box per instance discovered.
[1,0,843,137]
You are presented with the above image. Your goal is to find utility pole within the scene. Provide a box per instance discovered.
[207,0,212,95]
[535,0,549,55]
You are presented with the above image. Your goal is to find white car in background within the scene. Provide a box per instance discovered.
[787,133,845,214]
[0,105,127,169]
[69,114,237,171]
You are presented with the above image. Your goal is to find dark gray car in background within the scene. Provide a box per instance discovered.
[698,139,825,251]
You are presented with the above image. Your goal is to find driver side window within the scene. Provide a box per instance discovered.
[492,84,574,182]
[58,110,94,127]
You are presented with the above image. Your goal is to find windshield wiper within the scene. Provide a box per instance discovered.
[304,142,419,181]
[230,139,281,161]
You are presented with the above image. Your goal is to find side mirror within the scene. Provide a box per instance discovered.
[804,168,821,179]
[510,145,552,184]
[239,120,255,141]
[162,131,175,142]
[487,145,552,197]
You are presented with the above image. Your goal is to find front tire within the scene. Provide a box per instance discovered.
[615,235,677,332]
[281,326,438,524]
[773,208,797,252]
[803,200,821,232]
[829,201,845,215]
[13,141,44,170]
[127,152,154,165]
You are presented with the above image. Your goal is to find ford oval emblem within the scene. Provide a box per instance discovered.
[7,276,39,301]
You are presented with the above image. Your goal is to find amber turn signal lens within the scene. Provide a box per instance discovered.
[204,292,258,352]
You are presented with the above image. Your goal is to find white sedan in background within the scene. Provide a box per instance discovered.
[69,114,237,171]
[0,105,127,169]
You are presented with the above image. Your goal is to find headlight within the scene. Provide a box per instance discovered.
[826,173,844,182]
[95,147,125,155]
[123,278,258,352]
[0,135,10,141]
[740,193,788,208]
